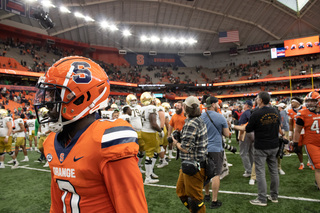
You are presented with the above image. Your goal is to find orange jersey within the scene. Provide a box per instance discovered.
[296,108,320,146]
[200,104,206,113]
[44,119,148,213]
[169,113,186,131]
[288,106,305,134]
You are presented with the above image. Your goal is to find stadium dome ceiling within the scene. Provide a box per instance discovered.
[1,0,320,54]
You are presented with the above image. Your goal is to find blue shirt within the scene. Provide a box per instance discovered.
[201,110,228,152]
[280,110,289,131]
[239,109,251,125]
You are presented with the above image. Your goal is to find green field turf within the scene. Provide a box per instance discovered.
[0,139,319,213]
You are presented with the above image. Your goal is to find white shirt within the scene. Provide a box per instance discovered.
[141,105,158,133]
[26,119,36,135]
[119,114,131,123]
[0,117,12,137]
[14,118,25,137]
[130,105,142,131]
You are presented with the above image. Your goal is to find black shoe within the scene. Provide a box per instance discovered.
[210,200,222,209]
[204,195,211,202]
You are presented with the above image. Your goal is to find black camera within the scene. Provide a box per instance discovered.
[223,142,237,154]
[167,130,181,144]
[277,136,289,159]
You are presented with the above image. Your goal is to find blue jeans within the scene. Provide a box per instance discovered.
[254,147,279,203]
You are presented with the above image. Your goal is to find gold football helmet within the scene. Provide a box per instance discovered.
[140,92,154,106]
[0,109,8,118]
[126,94,138,107]
[161,102,171,112]
[39,107,49,117]
[110,103,119,110]
[155,98,161,107]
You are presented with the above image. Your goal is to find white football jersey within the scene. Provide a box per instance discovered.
[100,110,113,119]
[14,118,25,137]
[0,117,13,137]
[222,109,232,122]
[141,105,158,133]
[39,117,50,135]
[26,119,36,135]
[130,105,142,131]
[119,114,131,123]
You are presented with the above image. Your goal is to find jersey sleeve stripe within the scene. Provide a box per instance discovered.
[101,137,138,148]
[103,126,135,134]
[102,130,138,143]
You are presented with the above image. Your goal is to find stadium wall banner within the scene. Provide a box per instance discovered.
[124,53,186,67]
[284,36,320,57]
[247,43,270,53]
[5,0,26,17]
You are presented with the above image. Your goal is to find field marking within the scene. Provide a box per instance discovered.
[5,163,319,203]
[4,164,51,172]
[145,183,320,203]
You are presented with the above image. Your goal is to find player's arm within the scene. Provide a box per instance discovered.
[158,110,165,129]
[164,117,169,130]
[288,118,294,140]
[293,119,303,152]
[149,113,161,132]
[168,124,173,136]
[4,120,12,143]
[103,157,148,213]
[13,121,25,134]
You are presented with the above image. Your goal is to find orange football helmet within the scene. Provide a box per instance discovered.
[305,91,320,111]
[34,56,110,132]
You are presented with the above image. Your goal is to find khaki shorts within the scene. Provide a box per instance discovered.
[141,132,159,158]
[38,136,47,149]
[0,136,13,153]
[15,137,25,146]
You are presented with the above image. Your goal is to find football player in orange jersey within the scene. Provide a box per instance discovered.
[288,97,305,169]
[34,56,148,213]
[293,91,320,190]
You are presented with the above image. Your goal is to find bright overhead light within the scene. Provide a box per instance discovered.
[188,38,197,45]
[85,16,94,22]
[59,6,71,13]
[100,21,108,29]
[140,35,148,42]
[179,37,187,44]
[169,37,176,44]
[74,12,85,18]
[122,29,132,37]
[26,0,37,2]
[163,37,170,43]
[150,36,160,43]
[41,0,56,8]
[109,24,118,31]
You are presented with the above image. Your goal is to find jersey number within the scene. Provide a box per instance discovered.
[56,179,80,213]
[311,120,320,134]
[132,109,141,117]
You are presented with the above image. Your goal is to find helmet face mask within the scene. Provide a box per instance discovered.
[305,92,320,111]
[33,56,110,133]
[126,94,137,107]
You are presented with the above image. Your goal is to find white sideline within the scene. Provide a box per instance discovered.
[145,184,320,203]
[5,164,319,202]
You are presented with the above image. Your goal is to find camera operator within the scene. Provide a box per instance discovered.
[232,92,284,206]
[200,96,230,209]
[172,96,208,213]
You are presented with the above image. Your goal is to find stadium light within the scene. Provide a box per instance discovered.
[25,0,37,2]
[100,21,108,29]
[74,12,85,19]
[163,37,170,43]
[122,29,132,37]
[109,24,119,31]
[188,38,197,45]
[59,6,71,13]
[140,35,148,42]
[84,16,95,22]
[41,0,56,8]
[169,37,176,44]
[179,37,187,44]
[150,36,160,43]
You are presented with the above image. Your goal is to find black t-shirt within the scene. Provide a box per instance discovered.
[246,106,280,150]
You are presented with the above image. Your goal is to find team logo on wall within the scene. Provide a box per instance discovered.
[46,153,53,162]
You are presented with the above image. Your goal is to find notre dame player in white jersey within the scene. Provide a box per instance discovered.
[222,103,232,143]
[26,115,38,151]
[126,94,145,173]
[140,92,163,184]
[0,109,18,169]
[13,113,29,162]
[37,107,51,167]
